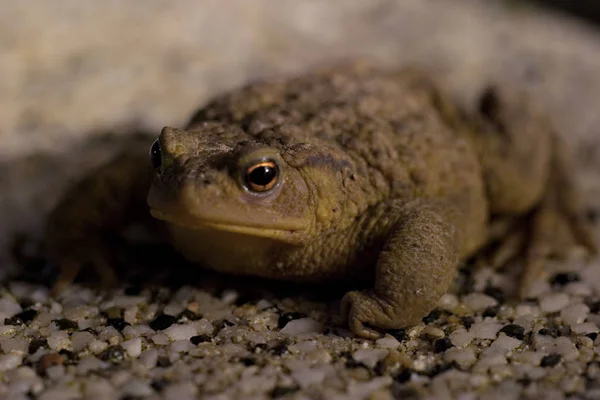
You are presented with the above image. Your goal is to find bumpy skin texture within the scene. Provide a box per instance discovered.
[44,63,597,338]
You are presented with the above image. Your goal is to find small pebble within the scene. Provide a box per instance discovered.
[560,303,589,326]
[450,328,474,348]
[470,321,503,339]
[540,353,562,367]
[498,324,525,340]
[280,318,323,335]
[277,312,307,329]
[376,335,400,349]
[434,338,453,353]
[37,353,64,374]
[352,349,388,369]
[550,272,580,286]
[164,323,197,341]
[149,314,177,331]
[539,293,570,313]
[462,293,498,312]
[47,331,70,351]
[121,338,142,358]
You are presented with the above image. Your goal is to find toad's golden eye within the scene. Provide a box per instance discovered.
[244,160,279,193]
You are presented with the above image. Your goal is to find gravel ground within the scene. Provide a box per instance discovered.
[2,1,600,399]
[1,244,600,399]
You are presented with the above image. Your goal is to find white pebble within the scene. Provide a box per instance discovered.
[88,340,108,354]
[289,340,318,354]
[439,294,459,311]
[121,379,154,397]
[97,326,122,345]
[138,349,157,370]
[571,322,599,335]
[291,366,329,388]
[513,315,534,333]
[450,328,474,348]
[0,298,22,316]
[444,347,477,368]
[280,318,323,335]
[70,331,94,353]
[123,307,138,324]
[193,319,214,336]
[560,303,589,326]
[256,299,274,310]
[514,304,540,318]
[76,356,108,375]
[470,321,503,339]
[0,353,23,371]
[151,334,169,345]
[47,331,70,351]
[352,349,388,368]
[82,378,117,399]
[462,293,498,311]
[45,365,65,380]
[550,337,579,361]
[164,324,197,341]
[347,377,393,399]
[376,335,401,349]
[37,384,80,400]
[486,334,521,355]
[121,338,142,358]
[0,338,28,354]
[162,382,197,400]
[170,340,194,353]
[539,293,570,313]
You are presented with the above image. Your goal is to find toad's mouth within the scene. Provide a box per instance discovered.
[149,208,307,243]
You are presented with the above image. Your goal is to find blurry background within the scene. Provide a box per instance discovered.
[0,0,599,278]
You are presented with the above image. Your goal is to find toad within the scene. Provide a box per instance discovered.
[44,63,597,338]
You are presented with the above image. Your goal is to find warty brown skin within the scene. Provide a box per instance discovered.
[44,63,597,338]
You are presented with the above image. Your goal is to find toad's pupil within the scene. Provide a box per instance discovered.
[249,166,276,186]
[150,139,162,170]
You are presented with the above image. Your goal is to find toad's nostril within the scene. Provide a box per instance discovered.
[150,139,162,171]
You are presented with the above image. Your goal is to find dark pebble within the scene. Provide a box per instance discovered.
[157,356,171,367]
[58,349,77,364]
[434,338,453,353]
[5,309,38,326]
[52,319,79,331]
[271,386,299,398]
[374,360,385,376]
[150,379,169,392]
[483,305,500,318]
[107,318,130,332]
[422,362,454,377]
[540,353,562,367]
[149,314,177,331]
[550,272,581,286]
[345,358,367,369]
[461,316,474,329]
[190,335,212,345]
[589,300,600,314]
[586,332,598,341]
[394,369,412,383]
[499,324,525,340]
[386,329,408,342]
[239,357,256,366]
[269,342,289,356]
[484,286,505,303]
[215,319,235,331]
[99,346,126,364]
[277,312,307,329]
[538,328,558,338]
[422,309,441,324]
[28,339,47,354]
[178,309,201,322]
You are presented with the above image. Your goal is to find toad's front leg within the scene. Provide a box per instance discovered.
[341,200,460,339]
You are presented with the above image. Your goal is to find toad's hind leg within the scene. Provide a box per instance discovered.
[519,134,598,297]
[470,87,597,297]
[45,149,154,295]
